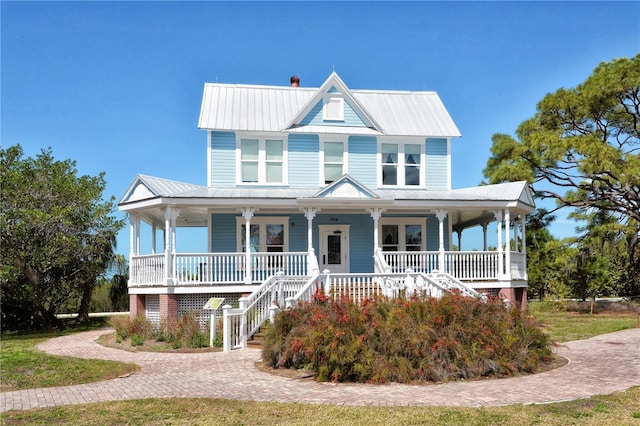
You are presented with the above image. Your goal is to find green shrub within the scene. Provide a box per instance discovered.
[263,292,552,384]
[109,314,154,343]
[130,333,144,346]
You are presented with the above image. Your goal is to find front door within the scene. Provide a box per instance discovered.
[319,225,350,273]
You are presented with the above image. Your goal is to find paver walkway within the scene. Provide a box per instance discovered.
[2,327,639,412]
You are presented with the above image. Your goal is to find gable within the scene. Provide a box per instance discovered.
[285,73,383,133]
[314,175,379,199]
[298,90,369,128]
[120,180,157,204]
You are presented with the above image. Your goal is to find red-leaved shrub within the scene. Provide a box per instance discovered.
[262,292,551,383]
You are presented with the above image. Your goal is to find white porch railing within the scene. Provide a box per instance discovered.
[130,254,165,286]
[130,251,312,286]
[444,251,501,281]
[250,252,309,282]
[175,253,245,284]
[130,250,523,287]
[383,251,440,274]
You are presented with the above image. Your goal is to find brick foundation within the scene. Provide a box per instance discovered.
[129,294,146,319]
[160,294,178,326]
[498,287,527,311]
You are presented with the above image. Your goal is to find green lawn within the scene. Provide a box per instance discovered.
[0,319,139,392]
[3,388,640,425]
[528,301,639,342]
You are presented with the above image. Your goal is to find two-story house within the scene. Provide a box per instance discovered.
[119,72,533,330]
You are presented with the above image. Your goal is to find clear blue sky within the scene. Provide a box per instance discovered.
[2,1,639,253]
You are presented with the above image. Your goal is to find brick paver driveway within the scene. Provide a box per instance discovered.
[2,327,639,411]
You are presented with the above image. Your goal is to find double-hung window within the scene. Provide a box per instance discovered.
[380,140,423,187]
[321,138,347,184]
[239,136,286,184]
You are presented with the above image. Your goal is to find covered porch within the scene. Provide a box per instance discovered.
[120,176,534,300]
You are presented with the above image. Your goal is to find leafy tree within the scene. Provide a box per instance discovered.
[108,254,130,312]
[524,209,572,300]
[0,145,124,330]
[483,55,640,295]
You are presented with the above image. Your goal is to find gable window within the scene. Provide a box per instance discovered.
[321,139,347,184]
[237,217,288,252]
[380,219,424,252]
[380,141,423,187]
[238,136,286,184]
[323,95,344,121]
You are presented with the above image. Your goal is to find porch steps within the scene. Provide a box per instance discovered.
[247,327,266,349]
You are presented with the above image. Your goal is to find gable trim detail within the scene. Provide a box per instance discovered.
[283,72,384,133]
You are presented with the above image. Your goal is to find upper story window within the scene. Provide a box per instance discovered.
[238,136,286,184]
[380,140,423,187]
[321,138,347,184]
[323,95,344,121]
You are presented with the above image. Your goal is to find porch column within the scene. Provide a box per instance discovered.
[241,207,255,284]
[164,208,171,284]
[135,215,141,256]
[303,208,318,274]
[128,213,139,285]
[435,210,448,273]
[164,207,180,285]
[494,210,504,278]
[504,209,511,280]
[303,208,317,252]
[482,223,488,251]
[456,229,462,251]
[151,223,157,254]
[368,208,384,250]
[513,215,519,252]
[521,215,528,279]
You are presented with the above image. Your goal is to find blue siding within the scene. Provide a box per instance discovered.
[425,138,449,190]
[210,131,236,187]
[211,213,237,252]
[348,136,377,187]
[288,134,319,188]
[288,214,308,251]
[313,214,374,273]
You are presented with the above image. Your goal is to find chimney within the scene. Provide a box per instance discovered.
[290,75,300,87]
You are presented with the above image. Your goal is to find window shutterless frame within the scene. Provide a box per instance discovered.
[236,133,288,185]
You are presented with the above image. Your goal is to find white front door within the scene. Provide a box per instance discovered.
[319,225,350,273]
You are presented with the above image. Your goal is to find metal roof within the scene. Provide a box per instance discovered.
[198,73,461,137]
[120,175,531,207]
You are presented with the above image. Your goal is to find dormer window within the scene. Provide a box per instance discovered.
[323,94,344,121]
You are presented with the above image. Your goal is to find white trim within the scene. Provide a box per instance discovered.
[319,135,349,186]
[446,138,452,191]
[235,132,288,185]
[207,130,212,187]
[377,137,426,188]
